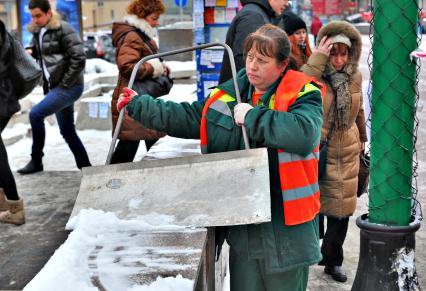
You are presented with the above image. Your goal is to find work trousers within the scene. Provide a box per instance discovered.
[110,139,158,164]
[0,117,19,200]
[229,249,309,291]
[29,84,91,168]
[318,215,349,266]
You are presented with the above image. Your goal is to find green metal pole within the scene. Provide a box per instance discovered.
[369,0,418,226]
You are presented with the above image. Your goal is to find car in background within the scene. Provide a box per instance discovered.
[83,32,116,63]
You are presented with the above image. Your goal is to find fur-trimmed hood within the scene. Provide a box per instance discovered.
[123,14,156,39]
[27,11,62,33]
[317,20,362,67]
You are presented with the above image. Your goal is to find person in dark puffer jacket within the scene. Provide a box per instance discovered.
[0,20,26,225]
[18,0,91,174]
[218,0,290,84]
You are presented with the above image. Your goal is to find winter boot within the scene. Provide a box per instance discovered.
[0,188,7,211]
[17,158,43,174]
[0,198,25,225]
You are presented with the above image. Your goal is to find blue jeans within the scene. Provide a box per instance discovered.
[29,84,91,169]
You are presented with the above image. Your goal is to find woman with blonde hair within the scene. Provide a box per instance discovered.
[110,0,168,164]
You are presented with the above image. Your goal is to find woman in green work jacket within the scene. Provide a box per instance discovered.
[117,24,324,291]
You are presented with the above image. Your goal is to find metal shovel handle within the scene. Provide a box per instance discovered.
[106,42,249,165]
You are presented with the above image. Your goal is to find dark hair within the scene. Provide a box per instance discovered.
[127,0,166,19]
[243,24,290,63]
[330,43,349,55]
[28,0,51,13]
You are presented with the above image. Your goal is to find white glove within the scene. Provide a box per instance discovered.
[147,59,163,78]
[234,103,253,126]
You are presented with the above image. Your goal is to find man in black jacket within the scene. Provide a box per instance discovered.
[18,0,91,174]
[219,0,289,84]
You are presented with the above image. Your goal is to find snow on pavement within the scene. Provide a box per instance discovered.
[23,209,200,291]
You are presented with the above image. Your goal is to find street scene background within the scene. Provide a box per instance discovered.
[0,0,425,290]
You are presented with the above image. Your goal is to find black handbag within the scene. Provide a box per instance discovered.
[318,139,328,178]
[6,30,42,99]
[318,121,334,178]
[357,151,370,197]
[133,75,173,98]
[127,28,173,98]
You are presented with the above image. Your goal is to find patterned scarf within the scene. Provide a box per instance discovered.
[324,62,353,131]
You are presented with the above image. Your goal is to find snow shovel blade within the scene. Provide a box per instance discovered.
[70,148,271,227]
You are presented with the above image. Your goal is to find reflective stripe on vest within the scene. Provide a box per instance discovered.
[200,88,231,154]
[275,70,324,226]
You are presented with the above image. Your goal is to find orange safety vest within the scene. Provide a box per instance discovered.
[275,70,325,225]
[200,70,325,225]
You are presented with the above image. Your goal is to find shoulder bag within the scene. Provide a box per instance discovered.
[6,31,42,99]
[130,29,173,98]
[318,124,333,178]
[357,150,370,197]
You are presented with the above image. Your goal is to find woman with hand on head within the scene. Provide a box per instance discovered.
[117,24,324,291]
[301,20,367,283]
[110,0,169,164]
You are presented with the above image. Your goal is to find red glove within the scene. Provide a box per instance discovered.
[117,87,137,111]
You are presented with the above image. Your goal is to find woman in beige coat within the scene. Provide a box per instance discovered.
[301,21,367,283]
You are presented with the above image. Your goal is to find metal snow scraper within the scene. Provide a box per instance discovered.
[69,43,271,227]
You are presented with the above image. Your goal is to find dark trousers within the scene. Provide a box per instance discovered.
[318,215,349,267]
[0,117,19,200]
[29,84,91,168]
[110,139,158,164]
[229,249,309,291]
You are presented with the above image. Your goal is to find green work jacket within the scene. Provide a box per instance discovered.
[127,69,323,273]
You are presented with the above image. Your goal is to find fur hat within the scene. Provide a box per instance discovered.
[281,12,307,36]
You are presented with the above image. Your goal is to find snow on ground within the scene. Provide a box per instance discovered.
[23,209,198,291]
[6,76,199,171]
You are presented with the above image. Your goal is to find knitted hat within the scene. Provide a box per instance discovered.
[331,33,352,48]
[281,12,307,36]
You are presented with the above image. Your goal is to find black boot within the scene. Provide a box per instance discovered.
[17,158,43,174]
[324,265,347,282]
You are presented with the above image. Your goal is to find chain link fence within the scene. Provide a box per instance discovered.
[366,0,423,225]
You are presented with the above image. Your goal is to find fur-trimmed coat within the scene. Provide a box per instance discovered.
[27,12,85,89]
[111,15,165,140]
[301,21,367,218]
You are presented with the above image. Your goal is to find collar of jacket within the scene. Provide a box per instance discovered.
[123,14,156,39]
[217,68,250,99]
[241,0,277,18]
[27,11,61,33]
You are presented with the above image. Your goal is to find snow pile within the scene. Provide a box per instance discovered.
[127,275,193,291]
[392,248,420,291]
[85,58,119,74]
[23,209,197,291]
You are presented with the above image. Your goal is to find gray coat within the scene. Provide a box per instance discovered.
[0,21,20,119]
[218,0,277,84]
[27,12,85,89]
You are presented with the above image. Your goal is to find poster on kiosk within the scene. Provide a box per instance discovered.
[194,0,240,101]
[19,0,82,47]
